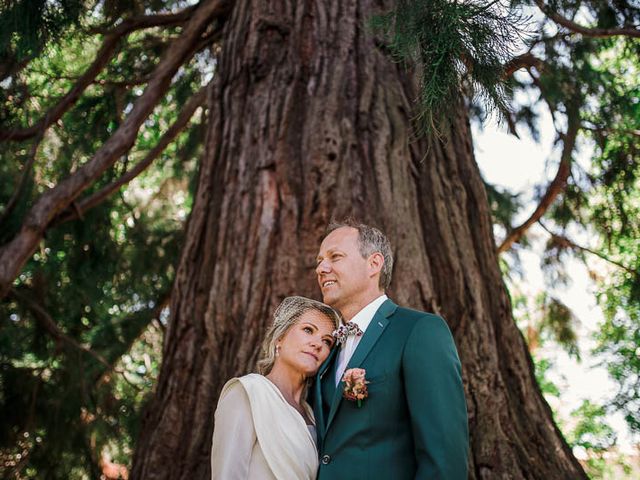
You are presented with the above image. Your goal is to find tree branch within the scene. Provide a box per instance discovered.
[538,221,639,276]
[534,1,640,38]
[93,290,172,386]
[0,8,196,143]
[0,127,46,227]
[497,99,581,253]
[503,52,544,78]
[528,69,561,134]
[0,53,33,83]
[9,288,114,370]
[54,84,208,225]
[582,123,640,138]
[0,0,231,299]
[10,286,171,389]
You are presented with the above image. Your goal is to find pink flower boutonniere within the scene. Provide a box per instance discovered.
[342,368,369,407]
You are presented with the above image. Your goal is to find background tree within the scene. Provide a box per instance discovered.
[0,0,638,479]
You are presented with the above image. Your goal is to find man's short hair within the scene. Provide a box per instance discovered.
[327,219,394,289]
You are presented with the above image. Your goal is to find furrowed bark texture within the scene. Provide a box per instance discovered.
[132,1,587,479]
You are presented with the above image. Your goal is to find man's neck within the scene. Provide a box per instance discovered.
[340,291,385,321]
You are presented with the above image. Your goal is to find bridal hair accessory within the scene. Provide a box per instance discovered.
[332,322,363,345]
[342,368,369,407]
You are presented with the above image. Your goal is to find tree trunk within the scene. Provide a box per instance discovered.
[131,1,587,479]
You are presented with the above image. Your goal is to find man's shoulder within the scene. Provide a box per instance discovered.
[392,304,443,323]
[390,304,452,338]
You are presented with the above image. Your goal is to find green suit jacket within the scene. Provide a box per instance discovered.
[311,299,469,479]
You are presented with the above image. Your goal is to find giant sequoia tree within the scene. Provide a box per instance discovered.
[1,0,638,478]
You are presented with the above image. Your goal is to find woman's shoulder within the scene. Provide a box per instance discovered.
[219,374,270,399]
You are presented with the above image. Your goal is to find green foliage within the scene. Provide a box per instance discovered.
[568,400,617,453]
[0,0,207,476]
[566,400,625,479]
[0,0,85,75]
[491,2,640,439]
[510,290,580,359]
[595,285,640,435]
[0,0,639,476]
[485,181,523,235]
[533,356,561,398]
[540,37,640,436]
[370,0,527,132]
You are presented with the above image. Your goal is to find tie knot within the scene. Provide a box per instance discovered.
[332,321,363,345]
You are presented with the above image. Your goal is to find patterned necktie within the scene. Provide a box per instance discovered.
[332,321,364,346]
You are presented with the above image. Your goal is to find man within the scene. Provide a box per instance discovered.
[312,220,469,479]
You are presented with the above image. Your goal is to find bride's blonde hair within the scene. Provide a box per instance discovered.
[257,296,341,375]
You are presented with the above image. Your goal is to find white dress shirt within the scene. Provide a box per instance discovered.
[334,294,388,385]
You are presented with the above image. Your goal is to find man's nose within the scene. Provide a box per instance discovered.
[316,260,330,274]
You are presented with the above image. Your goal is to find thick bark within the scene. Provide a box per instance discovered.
[132,1,587,479]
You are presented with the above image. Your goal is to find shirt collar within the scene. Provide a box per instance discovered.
[349,294,388,334]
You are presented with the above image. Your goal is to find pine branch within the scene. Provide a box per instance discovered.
[0,0,231,300]
[497,98,581,253]
[54,84,208,225]
[0,8,196,143]
[534,1,640,38]
[538,221,638,276]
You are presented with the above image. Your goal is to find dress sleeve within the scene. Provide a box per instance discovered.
[210,381,256,480]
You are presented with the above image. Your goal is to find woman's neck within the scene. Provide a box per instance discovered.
[266,365,306,406]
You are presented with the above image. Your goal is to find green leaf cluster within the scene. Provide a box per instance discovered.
[0,0,207,476]
[370,0,527,133]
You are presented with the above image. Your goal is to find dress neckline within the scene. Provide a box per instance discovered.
[260,374,315,427]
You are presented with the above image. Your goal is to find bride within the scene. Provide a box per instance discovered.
[210,296,340,479]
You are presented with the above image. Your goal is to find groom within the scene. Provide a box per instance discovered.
[312,220,469,479]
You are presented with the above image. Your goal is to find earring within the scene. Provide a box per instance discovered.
[275,345,281,357]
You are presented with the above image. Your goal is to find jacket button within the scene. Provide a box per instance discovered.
[321,454,331,465]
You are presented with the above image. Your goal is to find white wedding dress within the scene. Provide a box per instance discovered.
[211,374,319,479]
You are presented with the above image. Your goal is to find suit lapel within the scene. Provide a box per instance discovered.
[325,299,397,432]
[313,346,339,441]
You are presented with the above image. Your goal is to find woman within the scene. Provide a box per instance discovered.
[210,296,340,479]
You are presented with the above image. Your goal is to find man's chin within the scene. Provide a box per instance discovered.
[322,293,337,307]
[322,292,340,309]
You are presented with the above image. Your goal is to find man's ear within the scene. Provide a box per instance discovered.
[368,252,384,277]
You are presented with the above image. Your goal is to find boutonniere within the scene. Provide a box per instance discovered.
[342,368,369,407]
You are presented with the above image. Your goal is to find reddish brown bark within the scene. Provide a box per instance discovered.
[131,1,587,479]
